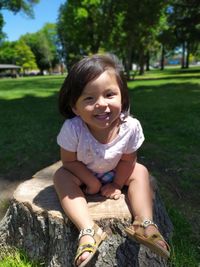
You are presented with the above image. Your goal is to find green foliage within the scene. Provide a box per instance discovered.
[0,0,40,43]
[14,40,37,71]
[0,0,40,17]
[0,41,16,63]
[0,40,37,70]
[57,0,117,68]
[20,23,60,73]
[57,0,169,75]
[0,248,44,267]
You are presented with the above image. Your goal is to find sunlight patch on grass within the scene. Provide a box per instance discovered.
[0,248,44,267]
[0,75,64,100]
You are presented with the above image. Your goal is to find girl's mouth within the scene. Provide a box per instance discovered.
[94,112,110,120]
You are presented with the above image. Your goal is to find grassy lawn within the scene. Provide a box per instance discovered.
[0,68,200,266]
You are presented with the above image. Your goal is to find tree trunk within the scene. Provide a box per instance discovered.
[0,162,173,267]
[124,45,133,81]
[146,51,150,71]
[139,50,145,75]
[186,41,190,68]
[160,44,165,70]
[181,41,186,69]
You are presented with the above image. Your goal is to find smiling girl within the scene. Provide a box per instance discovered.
[54,54,170,267]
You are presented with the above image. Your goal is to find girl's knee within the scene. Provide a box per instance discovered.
[53,167,66,185]
[135,163,149,178]
[53,167,82,187]
[127,163,150,185]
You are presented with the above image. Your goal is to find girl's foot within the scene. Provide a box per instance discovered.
[143,224,168,250]
[125,218,170,259]
[75,234,95,266]
[74,224,107,267]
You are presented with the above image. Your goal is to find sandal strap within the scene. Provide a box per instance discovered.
[147,233,171,252]
[78,228,95,241]
[75,242,96,263]
[133,218,158,229]
[78,223,104,244]
[142,219,158,229]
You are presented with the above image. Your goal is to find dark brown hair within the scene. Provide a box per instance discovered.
[59,53,130,118]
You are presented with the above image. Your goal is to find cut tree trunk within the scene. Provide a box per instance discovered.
[0,161,173,267]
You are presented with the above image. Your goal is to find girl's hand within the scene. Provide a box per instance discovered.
[100,183,122,200]
[84,179,102,195]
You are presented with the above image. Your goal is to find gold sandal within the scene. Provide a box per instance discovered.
[74,223,107,267]
[125,219,170,259]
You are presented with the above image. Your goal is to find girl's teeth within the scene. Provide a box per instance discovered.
[96,113,109,119]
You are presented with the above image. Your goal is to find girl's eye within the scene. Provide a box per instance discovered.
[106,91,115,98]
[84,96,93,101]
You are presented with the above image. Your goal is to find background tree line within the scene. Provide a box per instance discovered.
[0,0,200,78]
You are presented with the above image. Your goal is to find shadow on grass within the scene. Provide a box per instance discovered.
[0,93,63,182]
[128,81,200,207]
[1,80,199,184]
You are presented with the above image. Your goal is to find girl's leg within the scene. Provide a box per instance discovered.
[126,163,167,249]
[54,167,93,230]
[126,163,153,219]
[53,167,100,265]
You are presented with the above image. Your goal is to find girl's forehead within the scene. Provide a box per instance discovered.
[82,70,118,93]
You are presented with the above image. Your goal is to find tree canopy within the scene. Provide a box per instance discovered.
[0,0,40,41]
[1,0,200,76]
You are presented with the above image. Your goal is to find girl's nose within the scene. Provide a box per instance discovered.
[95,97,107,108]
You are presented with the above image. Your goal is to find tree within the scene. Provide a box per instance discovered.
[0,0,40,41]
[168,0,200,68]
[119,0,169,76]
[0,41,16,63]
[57,0,169,77]
[0,0,39,16]
[0,40,37,72]
[40,23,60,70]
[21,24,60,74]
[57,0,116,69]
[14,40,37,73]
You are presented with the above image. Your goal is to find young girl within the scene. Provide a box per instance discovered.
[54,54,170,267]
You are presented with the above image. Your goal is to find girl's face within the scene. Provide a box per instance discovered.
[72,70,122,132]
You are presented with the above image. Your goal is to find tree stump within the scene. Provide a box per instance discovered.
[0,161,173,267]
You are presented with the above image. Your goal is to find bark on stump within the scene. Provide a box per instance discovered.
[0,161,173,267]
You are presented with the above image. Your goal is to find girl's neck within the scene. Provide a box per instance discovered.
[88,119,120,144]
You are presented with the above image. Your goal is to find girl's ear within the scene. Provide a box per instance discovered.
[72,106,80,116]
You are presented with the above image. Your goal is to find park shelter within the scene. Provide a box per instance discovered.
[0,64,21,78]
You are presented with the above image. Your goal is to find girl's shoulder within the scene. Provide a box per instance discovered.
[60,116,86,137]
[62,116,84,129]
[122,115,142,130]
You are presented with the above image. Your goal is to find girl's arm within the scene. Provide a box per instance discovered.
[100,152,137,199]
[60,148,102,194]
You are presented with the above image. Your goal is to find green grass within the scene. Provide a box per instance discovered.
[129,67,200,267]
[0,248,43,267]
[0,75,65,181]
[0,68,200,266]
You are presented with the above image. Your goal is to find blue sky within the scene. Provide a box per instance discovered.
[2,0,66,41]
